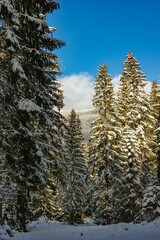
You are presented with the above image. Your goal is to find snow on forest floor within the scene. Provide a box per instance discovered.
[1,218,160,240]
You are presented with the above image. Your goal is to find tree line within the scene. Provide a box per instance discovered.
[0,0,160,231]
[88,58,160,224]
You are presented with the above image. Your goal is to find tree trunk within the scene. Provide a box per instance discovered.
[17,193,28,231]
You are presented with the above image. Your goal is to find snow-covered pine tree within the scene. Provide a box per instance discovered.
[142,185,160,221]
[117,52,149,129]
[150,82,160,116]
[0,0,21,226]
[116,52,157,222]
[0,0,65,230]
[60,109,87,224]
[88,64,121,224]
[141,82,160,222]
[119,127,142,222]
[150,82,160,183]
[122,53,156,183]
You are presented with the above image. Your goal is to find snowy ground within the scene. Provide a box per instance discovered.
[1,218,160,240]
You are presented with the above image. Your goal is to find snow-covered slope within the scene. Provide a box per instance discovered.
[2,218,160,240]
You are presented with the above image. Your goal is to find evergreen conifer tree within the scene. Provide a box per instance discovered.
[116,52,157,222]
[141,82,160,222]
[119,127,142,222]
[117,52,157,181]
[89,64,121,224]
[150,82,160,183]
[60,109,87,224]
[0,0,65,230]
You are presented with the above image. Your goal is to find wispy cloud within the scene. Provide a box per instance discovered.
[112,74,121,92]
[60,73,94,110]
[60,73,152,110]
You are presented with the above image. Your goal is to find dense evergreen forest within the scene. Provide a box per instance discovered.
[0,0,160,231]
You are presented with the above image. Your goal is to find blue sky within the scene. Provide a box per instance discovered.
[47,0,160,109]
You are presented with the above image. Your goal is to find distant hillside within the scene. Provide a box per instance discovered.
[62,108,98,142]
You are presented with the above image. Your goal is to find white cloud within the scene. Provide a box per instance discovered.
[60,73,152,110]
[144,80,152,93]
[112,74,121,92]
[60,73,94,110]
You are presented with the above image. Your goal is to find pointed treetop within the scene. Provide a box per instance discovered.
[70,109,76,117]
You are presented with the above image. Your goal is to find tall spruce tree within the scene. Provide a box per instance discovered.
[0,0,65,230]
[119,127,143,222]
[141,82,160,222]
[150,82,160,183]
[0,0,21,226]
[60,109,87,224]
[88,64,122,224]
[116,52,157,222]
[117,52,157,180]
